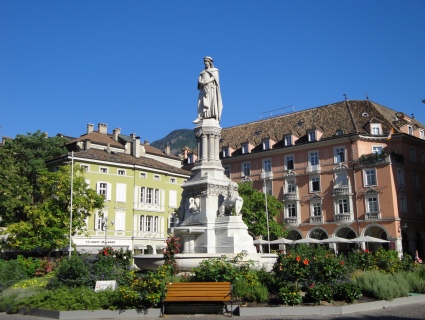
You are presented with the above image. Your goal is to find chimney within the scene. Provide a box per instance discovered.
[98,123,108,134]
[84,139,91,150]
[106,143,111,153]
[144,140,149,146]
[87,123,94,134]
[113,128,121,141]
[165,143,171,155]
[132,135,141,158]
[182,147,189,159]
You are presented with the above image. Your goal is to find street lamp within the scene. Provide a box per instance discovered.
[102,216,115,248]
[68,151,74,259]
[261,170,271,253]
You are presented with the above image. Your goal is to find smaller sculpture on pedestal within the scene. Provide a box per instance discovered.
[218,182,243,217]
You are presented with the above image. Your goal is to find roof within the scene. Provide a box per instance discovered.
[220,100,425,150]
[60,149,191,176]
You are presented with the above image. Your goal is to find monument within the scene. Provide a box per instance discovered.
[134,57,276,271]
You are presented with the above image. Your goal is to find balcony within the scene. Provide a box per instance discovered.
[284,217,298,225]
[310,216,323,224]
[283,192,298,201]
[365,212,381,220]
[334,187,349,196]
[334,214,351,222]
[307,165,321,173]
[356,152,389,167]
[260,171,273,180]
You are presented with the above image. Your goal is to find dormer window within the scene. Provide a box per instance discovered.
[242,143,249,154]
[222,147,229,158]
[263,139,270,150]
[335,130,344,136]
[371,124,381,135]
[408,125,413,135]
[308,130,316,142]
[284,135,292,146]
[420,129,424,140]
[188,154,193,164]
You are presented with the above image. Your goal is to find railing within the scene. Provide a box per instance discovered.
[334,214,351,222]
[365,212,381,220]
[283,193,298,201]
[356,152,389,166]
[307,165,321,173]
[260,171,274,180]
[284,217,298,225]
[334,187,349,195]
[310,216,323,224]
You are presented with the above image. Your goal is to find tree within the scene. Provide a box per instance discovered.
[0,165,104,257]
[0,131,68,225]
[238,181,285,239]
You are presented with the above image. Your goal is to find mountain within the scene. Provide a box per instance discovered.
[150,129,197,156]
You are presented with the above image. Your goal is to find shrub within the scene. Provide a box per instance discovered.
[0,259,28,292]
[163,235,181,275]
[233,278,268,303]
[354,270,409,300]
[307,283,333,304]
[98,246,133,267]
[0,286,43,313]
[333,281,362,302]
[278,285,302,305]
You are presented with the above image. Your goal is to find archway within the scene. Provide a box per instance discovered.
[363,225,389,253]
[309,228,328,240]
[287,230,302,241]
[402,231,409,256]
[416,232,423,260]
[335,227,357,255]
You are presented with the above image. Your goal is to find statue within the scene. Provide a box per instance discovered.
[218,182,243,216]
[193,56,223,124]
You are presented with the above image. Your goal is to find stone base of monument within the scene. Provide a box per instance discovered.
[133,252,277,272]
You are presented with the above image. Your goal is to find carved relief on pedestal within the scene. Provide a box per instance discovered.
[217,181,243,217]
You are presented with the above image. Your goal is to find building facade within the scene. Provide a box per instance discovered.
[48,123,191,255]
[218,100,425,257]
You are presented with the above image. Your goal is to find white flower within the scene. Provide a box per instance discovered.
[123,256,127,259]
[113,255,116,258]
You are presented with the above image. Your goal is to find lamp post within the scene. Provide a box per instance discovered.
[68,151,74,259]
[102,216,115,248]
[261,170,271,253]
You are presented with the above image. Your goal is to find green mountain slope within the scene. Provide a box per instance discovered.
[150,129,196,156]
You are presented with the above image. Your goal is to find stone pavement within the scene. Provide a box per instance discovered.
[1,299,424,320]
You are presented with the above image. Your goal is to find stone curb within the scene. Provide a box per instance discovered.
[19,294,425,319]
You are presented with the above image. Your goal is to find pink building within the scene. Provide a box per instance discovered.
[215,100,425,256]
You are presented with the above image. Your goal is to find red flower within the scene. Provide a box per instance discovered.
[340,260,345,265]
[296,256,301,262]
[303,258,309,265]
[310,283,315,289]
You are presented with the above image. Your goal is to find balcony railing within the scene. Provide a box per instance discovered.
[260,171,274,180]
[307,165,321,173]
[310,216,323,224]
[334,213,351,222]
[284,217,298,225]
[333,187,349,195]
[283,193,298,201]
[365,212,381,220]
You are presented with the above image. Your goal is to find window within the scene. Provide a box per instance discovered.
[263,180,272,195]
[100,167,108,173]
[415,198,423,215]
[286,179,296,193]
[96,182,111,201]
[169,190,177,208]
[309,151,319,166]
[410,147,417,162]
[364,169,377,186]
[154,189,160,205]
[115,210,125,231]
[397,169,405,186]
[420,129,424,140]
[116,183,126,203]
[310,176,320,192]
[334,147,345,163]
[170,178,176,183]
[81,165,89,172]
[284,135,292,146]
[224,165,230,178]
[287,204,296,217]
[334,172,348,188]
[263,139,270,150]
[146,188,153,204]
[312,202,322,216]
[372,146,383,154]
[118,169,125,176]
[140,172,147,178]
[222,147,229,157]
[285,155,294,170]
[154,175,160,181]
[399,195,408,212]
[408,125,413,135]
[338,199,349,214]
[242,162,250,177]
[140,187,145,203]
[95,210,104,230]
[413,173,420,189]
[242,143,249,154]
[263,159,272,173]
[139,215,159,233]
[308,130,316,142]
[366,197,379,213]
[371,124,381,135]
[187,154,193,164]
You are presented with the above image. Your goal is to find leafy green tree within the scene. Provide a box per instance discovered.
[238,181,285,239]
[0,131,68,225]
[1,165,104,257]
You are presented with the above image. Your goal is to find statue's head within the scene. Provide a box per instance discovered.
[203,56,214,68]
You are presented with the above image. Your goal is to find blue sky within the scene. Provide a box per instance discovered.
[1,1,424,143]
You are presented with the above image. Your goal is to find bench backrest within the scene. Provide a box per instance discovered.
[164,282,232,302]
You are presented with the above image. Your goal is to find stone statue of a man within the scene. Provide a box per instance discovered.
[193,56,223,124]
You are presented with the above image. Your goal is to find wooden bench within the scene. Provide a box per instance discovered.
[162,282,232,316]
